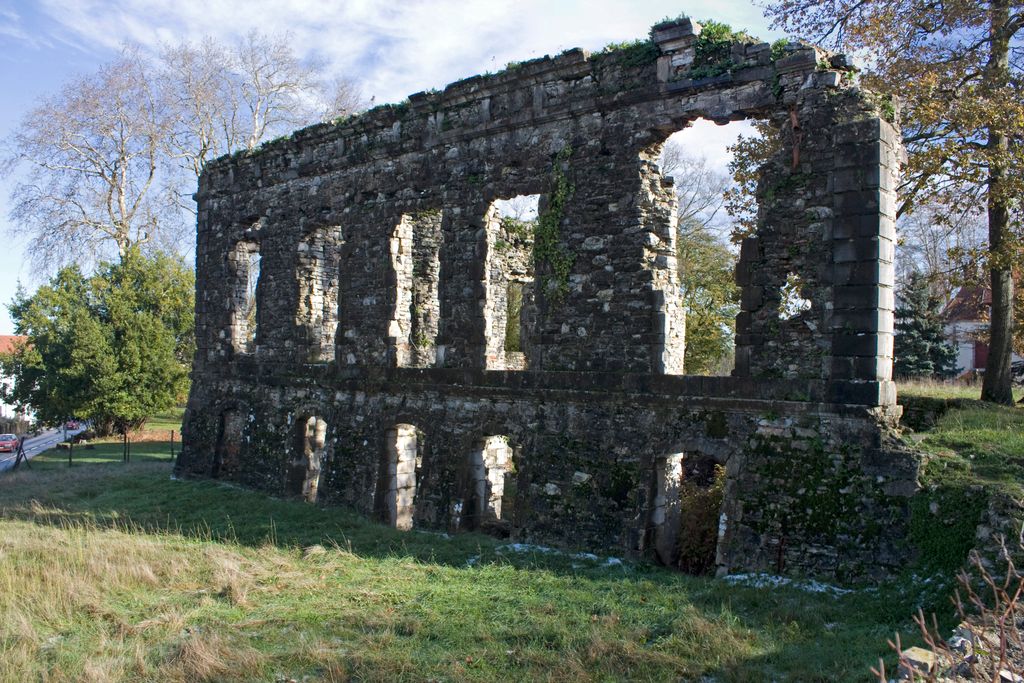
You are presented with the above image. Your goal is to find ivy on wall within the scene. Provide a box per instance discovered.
[534,146,576,304]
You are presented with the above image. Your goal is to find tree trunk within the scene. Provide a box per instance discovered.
[982,169,1014,405]
[980,0,1015,405]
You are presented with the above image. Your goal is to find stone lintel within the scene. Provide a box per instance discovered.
[774,48,819,74]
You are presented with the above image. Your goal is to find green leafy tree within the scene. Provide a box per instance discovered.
[679,222,740,374]
[894,272,959,380]
[658,141,741,374]
[725,120,780,243]
[0,250,194,436]
[758,0,1023,403]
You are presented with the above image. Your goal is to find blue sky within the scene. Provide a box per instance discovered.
[0,0,785,334]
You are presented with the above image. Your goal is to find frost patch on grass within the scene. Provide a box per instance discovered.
[722,573,853,596]
[466,543,627,569]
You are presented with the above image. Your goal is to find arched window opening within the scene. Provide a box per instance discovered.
[380,424,421,530]
[229,240,261,354]
[460,435,514,533]
[285,415,328,503]
[650,119,756,376]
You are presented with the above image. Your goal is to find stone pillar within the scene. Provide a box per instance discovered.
[437,204,489,368]
[382,424,418,530]
[652,18,702,83]
[385,210,445,368]
[527,140,684,373]
[295,226,343,363]
[731,48,900,407]
[388,215,415,367]
[410,212,444,367]
[828,117,899,406]
[640,159,685,374]
[336,213,394,368]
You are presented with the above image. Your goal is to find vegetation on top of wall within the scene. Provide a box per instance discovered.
[594,39,661,68]
[688,20,753,81]
[534,146,576,305]
[651,12,690,32]
[770,39,789,61]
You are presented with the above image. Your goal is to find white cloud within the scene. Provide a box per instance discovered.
[668,119,755,171]
[32,0,784,106]
[0,1,785,333]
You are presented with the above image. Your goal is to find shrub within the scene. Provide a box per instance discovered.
[676,464,726,575]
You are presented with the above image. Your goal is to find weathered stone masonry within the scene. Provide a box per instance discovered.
[179,17,919,581]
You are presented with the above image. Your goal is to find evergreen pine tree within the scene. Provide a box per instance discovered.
[894,273,960,379]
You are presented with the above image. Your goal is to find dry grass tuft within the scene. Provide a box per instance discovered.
[207,549,254,607]
[158,631,265,682]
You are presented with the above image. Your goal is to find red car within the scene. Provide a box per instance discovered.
[0,434,18,453]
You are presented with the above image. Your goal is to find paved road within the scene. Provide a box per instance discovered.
[0,427,86,473]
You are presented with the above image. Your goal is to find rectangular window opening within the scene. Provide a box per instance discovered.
[390,211,443,368]
[230,240,261,355]
[485,195,538,370]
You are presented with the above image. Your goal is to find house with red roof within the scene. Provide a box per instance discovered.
[942,287,1022,378]
[0,335,33,431]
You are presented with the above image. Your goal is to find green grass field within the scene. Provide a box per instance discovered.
[0,397,1020,682]
[897,378,1024,402]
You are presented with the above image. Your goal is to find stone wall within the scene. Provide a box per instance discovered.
[180,16,917,581]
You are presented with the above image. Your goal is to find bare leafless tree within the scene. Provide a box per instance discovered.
[234,30,321,152]
[319,75,365,122]
[897,204,988,301]
[1,47,174,270]
[659,140,732,237]
[161,32,363,178]
[4,33,364,272]
[161,36,231,180]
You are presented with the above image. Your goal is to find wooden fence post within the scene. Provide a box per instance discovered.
[12,436,30,470]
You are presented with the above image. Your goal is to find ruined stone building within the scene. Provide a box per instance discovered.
[177,17,919,580]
